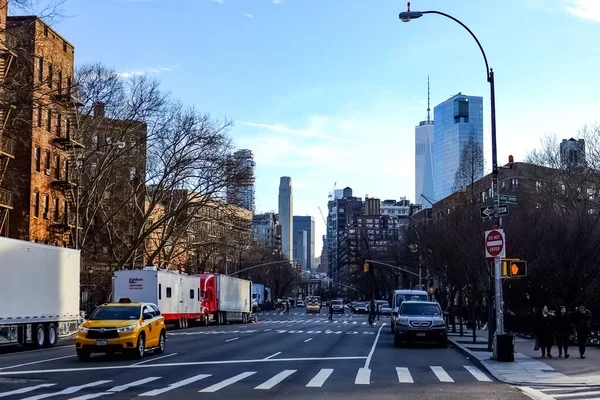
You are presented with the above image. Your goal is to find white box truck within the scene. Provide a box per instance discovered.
[252,283,265,312]
[112,267,201,329]
[0,237,81,348]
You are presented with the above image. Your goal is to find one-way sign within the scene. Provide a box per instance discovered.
[481,204,509,218]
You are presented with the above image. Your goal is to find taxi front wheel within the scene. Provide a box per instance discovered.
[156,330,166,354]
[133,333,145,359]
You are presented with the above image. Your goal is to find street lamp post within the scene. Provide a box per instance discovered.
[399,3,504,339]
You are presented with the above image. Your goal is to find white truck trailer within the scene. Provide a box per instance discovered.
[0,237,81,348]
[112,267,201,329]
[197,273,252,324]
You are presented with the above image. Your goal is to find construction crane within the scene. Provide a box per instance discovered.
[327,182,337,201]
[317,206,327,225]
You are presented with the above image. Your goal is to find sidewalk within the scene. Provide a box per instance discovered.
[448,329,600,386]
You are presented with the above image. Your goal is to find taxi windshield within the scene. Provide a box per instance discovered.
[90,306,140,320]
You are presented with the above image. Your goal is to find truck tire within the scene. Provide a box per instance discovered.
[34,323,46,349]
[46,323,58,348]
[133,333,145,360]
[156,330,166,354]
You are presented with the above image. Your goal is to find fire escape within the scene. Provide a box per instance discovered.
[49,76,84,247]
[0,43,15,235]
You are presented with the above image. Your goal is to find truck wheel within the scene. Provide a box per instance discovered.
[156,330,166,354]
[34,324,46,349]
[46,324,58,348]
[76,350,90,361]
[133,333,145,360]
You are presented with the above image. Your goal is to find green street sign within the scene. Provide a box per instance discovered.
[499,195,517,203]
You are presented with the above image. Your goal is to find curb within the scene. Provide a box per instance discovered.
[449,336,599,387]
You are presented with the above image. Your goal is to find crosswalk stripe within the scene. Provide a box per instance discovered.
[362,322,366,325]
[139,374,211,397]
[255,370,296,390]
[553,391,600,398]
[464,366,491,382]
[431,366,454,383]
[68,393,110,400]
[21,381,112,400]
[306,369,334,388]
[352,321,357,324]
[396,367,414,383]
[0,384,57,398]
[109,377,162,392]
[199,372,257,393]
[355,368,371,385]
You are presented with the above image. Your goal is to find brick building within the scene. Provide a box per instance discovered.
[2,4,82,246]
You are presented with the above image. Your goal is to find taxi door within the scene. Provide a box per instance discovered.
[142,304,159,347]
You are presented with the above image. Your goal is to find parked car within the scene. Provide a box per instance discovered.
[392,300,447,347]
[390,290,429,333]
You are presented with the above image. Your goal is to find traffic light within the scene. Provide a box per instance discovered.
[501,259,527,278]
[363,263,370,273]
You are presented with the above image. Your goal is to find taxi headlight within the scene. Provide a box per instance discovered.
[77,326,88,333]
[117,324,137,333]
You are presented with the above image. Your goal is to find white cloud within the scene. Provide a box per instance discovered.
[213,0,224,3]
[118,66,178,78]
[239,121,356,144]
[273,0,284,4]
[242,12,254,19]
[567,0,600,22]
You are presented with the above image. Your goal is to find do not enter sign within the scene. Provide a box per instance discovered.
[485,229,506,258]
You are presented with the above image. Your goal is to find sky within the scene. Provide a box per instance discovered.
[24,0,600,256]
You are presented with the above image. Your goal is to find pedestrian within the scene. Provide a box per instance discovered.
[553,306,573,358]
[369,299,376,325]
[572,303,592,359]
[535,305,555,358]
[328,301,333,321]
[285,301,290,315]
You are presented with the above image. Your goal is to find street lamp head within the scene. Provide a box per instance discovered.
[399,11,423,22]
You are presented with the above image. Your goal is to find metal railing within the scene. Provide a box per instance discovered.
[0,136,15,157]
[0,188,12,208]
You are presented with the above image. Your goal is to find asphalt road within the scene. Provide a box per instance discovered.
[0,309,532,400]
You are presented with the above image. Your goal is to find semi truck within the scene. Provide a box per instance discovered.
[252,283,268,312]
[112,269,253,327]
[112,267,202,329]
[0,237,81,348]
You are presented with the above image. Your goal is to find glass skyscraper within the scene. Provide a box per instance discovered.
[433,93,484,201]
[415,121,435,207]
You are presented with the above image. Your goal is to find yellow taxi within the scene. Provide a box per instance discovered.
[306,301,321,314]
[75,299,166,360]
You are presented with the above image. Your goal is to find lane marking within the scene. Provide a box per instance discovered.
[0,356,367,375]
[0,355,75,371]
[264,329,272,331]
[109,376,162,392]
[464,366,492,382]
[0,384,56,398]
[354,367,370,385]
[263,352,281,360]
[21,381,111,400]
[68,393,111,400]
[139,374,211,397]
[431,366,454,383]
[199,371,257,393]
[396,367,414,383]
[553,391,600,398]
[133,353,178,366]
[306,368,334,388]
[225,337,239,342]
[364,323,385,368]
[304,338,313,343]
[255,369,296,390]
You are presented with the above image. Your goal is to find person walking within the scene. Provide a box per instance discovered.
[572,303,592,359]
[553,306,573,358]
[328,301,334,321]
[535,305,555,358]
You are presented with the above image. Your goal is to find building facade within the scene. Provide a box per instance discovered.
[560,138,585,168]
[226,149,255,213]
[252,212,279,247]
[433,93,484,201]
[293,215,315,270]
[4,11,82,246]
[278,176,293,261]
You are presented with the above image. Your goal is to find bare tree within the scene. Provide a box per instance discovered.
[453,134,484,197]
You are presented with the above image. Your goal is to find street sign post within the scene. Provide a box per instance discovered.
[485,229,506,340]
[481,204,509,218]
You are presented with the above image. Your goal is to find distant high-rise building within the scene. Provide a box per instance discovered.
[293,216,315,270]
[293,229,307,271]
[227,149,256,213]
[560,138,586,168]
[278,177,293,262]
[415,77,435,208]
[252,212,279,247]
[433,92,484,201]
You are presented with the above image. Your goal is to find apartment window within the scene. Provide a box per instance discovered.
[44,26,48,37]
[54,155,60,179]
[36,102,42,127]
[34,146,40,172]
[66,118,70,138]
[47,63,53,88]
[53,197,59,221]
[37,57,43,83]
[46,109,52,133]
[511,178,519,190]
[66,76,71,95]
[33,192,39,218]
[63,41,67,52]
[44,150,50,173]
[43,195,49,220]
[63,159,69,181]
[62,199,68,216]
[57,70,62,94]
[56,113,62,137]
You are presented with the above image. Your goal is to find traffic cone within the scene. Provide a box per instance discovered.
[254,314,259,323]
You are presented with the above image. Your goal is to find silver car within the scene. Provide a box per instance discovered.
[393,300,447,347]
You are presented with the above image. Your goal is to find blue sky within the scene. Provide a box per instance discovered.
[34,0,600,255]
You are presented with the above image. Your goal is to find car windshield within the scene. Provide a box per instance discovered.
[90,306,140,320]
[395,294,428,308]
[400,303,441,316]
[332,300,343,305]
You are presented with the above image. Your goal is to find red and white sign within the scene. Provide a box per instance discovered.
[485,229,506,258]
